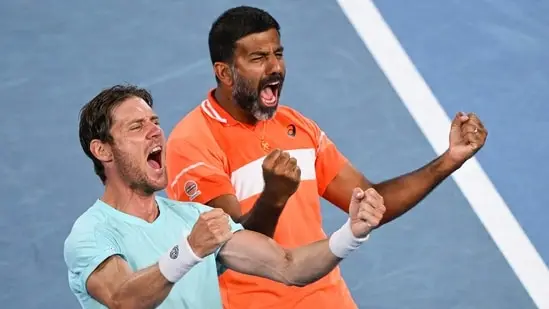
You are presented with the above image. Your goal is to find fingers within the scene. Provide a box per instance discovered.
[263,148,301,179]
[467,113,485,130]
[459,112,487,148]
[358,188,386,227]
[200,210,232,241]
[451,112,469,127]
[356,207,383,228]
[199,208,227,220]
[364,188,384,208]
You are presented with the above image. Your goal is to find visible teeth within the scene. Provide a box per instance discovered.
[150,146,161,154]
[268,81,280,86]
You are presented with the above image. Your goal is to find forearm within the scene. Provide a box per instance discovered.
[372,151,460,224]
[111,266,173,309]
[283,240,342,286]
[238,192,286,237]
[112,237,201,309]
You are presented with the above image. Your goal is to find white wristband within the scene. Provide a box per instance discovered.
[158,235,203,283]
[328,219,370,259]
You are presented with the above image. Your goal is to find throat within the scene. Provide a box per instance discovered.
[101,186,159,222]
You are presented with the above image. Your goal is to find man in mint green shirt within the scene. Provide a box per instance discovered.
[64,84,387,309]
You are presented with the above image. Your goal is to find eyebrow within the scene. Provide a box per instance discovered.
[249,46,284,57]
[126,115,159,126]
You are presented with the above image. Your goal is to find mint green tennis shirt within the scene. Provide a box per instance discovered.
[64,196,243,309]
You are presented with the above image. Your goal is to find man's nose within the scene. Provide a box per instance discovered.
[146,122,162,139]
[265,55,283,75]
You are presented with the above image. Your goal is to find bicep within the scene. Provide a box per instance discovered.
[217,230,289,283]
[86,255,133,307]
[322,162,373,213]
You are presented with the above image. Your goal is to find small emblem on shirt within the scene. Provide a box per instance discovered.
[287,124,296,137]
[184,180,201,201]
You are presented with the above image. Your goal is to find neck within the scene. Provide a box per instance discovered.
[101,179,158,223]
[214,87,259,126]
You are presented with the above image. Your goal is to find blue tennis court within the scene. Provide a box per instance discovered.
[1,0,548,308]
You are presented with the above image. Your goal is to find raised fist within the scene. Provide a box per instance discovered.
[187,208,233,258]
[261,149,301,203]
[348,188,386,238]
[448,112,488,164]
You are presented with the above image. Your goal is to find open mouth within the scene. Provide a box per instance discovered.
[147,146,163,170]
[259,81,280,107]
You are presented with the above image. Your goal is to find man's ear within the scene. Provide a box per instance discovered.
[90,139,113,163]
[213,61,234,87]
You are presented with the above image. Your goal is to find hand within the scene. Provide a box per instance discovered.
[187,208,233,258]
[261,149,301,206]
[447,112,488,165]
[348,188,386,238]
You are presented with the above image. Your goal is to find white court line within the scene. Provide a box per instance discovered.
[336,0,549,308]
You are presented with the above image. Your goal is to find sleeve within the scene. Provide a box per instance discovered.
[165,137,236,205]
[305,119,350,196]
[63,225,123,295]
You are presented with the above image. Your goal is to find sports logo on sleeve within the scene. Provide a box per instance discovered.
[184,180,201,201]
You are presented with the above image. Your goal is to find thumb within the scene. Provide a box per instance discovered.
[451,112,469,128]
[349,188,364,217]
[351,187,364,202]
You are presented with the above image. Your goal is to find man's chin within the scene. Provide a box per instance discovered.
[252,102,278,120]
[145,170,168,192]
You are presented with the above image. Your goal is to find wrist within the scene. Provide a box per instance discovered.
[328,219,370,259]
[440,150,463,172]
[158,235,203,283]
[187,235,207,258]
[259,189,288,209]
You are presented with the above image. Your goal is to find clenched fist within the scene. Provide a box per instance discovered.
[187,208,232,258]
[448,112,488,164]
[262,149,301,204]
[348,188,386,238]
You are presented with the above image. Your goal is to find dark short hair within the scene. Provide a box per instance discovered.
[208,6,280,68]
[78,84,153,184]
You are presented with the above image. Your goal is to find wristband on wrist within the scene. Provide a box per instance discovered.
[328,219,370,259]
[158,235,203,283]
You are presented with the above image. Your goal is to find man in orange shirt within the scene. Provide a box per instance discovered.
[165,5,488,309]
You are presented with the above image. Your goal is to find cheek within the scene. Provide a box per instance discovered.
[236,66,263,85]
[115,142,144,161]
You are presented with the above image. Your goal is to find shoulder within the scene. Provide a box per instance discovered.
[167,104,223,158]
[276,105,321,134]
[63,201,120,265]
[64,201,112,242]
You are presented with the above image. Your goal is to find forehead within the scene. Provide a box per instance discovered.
[111,96,155,125]
[234,28,281,55]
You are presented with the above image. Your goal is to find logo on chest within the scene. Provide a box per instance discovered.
[287,124,296,137]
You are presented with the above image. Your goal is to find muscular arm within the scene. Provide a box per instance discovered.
[86,255,173,309]
[218,230,341,287]
[207,192,287,237]
[323,151,460,225]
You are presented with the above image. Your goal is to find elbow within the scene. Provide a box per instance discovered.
[109,298,128,309]
[110,293,138,309]
[278,252,316,288]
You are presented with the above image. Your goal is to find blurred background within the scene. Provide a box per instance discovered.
[1,0,548,308]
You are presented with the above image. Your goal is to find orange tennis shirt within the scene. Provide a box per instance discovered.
[165,90,357,309]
